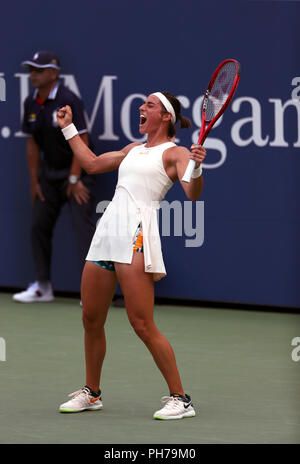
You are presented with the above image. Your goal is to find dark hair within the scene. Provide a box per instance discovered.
[160,91,192,138]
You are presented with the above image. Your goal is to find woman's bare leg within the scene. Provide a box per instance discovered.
[81,261,117,392]
[115,253,184,395]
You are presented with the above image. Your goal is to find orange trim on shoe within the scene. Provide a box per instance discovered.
[90,395,101,403]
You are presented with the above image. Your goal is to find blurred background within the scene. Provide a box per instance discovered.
[0,0,299,309]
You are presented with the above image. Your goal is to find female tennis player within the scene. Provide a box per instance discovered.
[57,92,206,420]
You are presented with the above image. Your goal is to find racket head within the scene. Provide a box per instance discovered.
[198,59,241,144]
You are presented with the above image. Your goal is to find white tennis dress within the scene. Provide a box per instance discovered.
[86,141,175,280]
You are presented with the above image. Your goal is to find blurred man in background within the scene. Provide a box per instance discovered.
[13,51,95,303]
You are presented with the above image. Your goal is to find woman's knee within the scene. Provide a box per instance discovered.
[82,308,105,332]
[129,318,155,343]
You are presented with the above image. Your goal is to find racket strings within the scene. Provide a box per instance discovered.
[206,61,237,121]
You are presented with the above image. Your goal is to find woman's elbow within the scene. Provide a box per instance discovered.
[187,193,200,201]
[84,159,98,174]
[85,165,95,175]
[185,186,203,201]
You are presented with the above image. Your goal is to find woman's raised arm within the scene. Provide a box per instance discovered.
[57,105,139,174]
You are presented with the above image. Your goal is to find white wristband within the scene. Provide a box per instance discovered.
[61,123,78,140]
[191,165,202,179]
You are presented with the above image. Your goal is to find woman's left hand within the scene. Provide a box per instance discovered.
[189,144,207,168]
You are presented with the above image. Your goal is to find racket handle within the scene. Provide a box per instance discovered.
[182,159,196,183]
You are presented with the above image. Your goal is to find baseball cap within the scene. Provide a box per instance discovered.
[21,51,60,70]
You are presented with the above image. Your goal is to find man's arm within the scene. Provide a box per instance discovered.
[69,132,88,179]
[67,132,90,204]
[26,136,45,202]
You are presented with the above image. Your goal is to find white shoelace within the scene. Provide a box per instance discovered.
[159,396,185,411]
[66,387,92,406]
[68,387,90,398]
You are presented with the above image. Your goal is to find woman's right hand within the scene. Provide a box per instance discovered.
[57,105,73,129]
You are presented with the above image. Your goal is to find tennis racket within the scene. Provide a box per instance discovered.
[182,58,241,183]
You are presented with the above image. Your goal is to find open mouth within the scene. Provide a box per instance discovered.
[140,115,147,125]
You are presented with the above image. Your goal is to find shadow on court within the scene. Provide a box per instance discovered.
[0,292,299,444]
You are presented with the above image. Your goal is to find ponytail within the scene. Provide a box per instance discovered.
[161,92,192,138]
[177,114,192,130]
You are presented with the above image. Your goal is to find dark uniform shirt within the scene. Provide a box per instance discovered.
[22,82,87,171]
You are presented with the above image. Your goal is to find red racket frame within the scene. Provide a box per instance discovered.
[197,58,241,145]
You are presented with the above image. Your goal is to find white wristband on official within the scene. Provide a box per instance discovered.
[191,165,202,179]
[61,123,78,140]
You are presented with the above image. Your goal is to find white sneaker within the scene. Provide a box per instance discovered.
[153,394,196,420]
[59,387,103,413]
[12,281,54,303]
